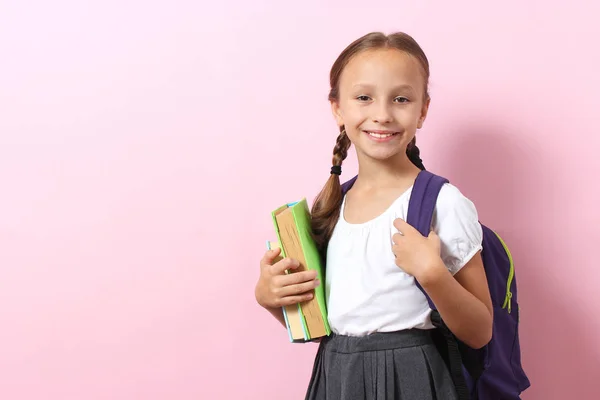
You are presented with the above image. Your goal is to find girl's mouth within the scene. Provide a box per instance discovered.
[363,130,400,141]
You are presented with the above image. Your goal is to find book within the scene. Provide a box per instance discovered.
[270,198,331,342]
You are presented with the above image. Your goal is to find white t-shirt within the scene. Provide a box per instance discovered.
[325,182,483,336]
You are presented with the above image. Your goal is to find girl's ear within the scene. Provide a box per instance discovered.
[417,97,431,129]
[330,101,344,127]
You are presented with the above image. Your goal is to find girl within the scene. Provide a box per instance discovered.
[255,31,493,400]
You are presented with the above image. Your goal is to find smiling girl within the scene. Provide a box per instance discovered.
[255,31,493,400]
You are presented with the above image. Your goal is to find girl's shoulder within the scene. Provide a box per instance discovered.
[435,182,479,219]
[433,182,483,274]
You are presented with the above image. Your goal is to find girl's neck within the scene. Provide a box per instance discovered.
[354,153,421,191]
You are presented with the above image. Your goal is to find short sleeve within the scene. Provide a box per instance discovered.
[432,184,483,275]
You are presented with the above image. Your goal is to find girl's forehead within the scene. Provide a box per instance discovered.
[340,48,424,87]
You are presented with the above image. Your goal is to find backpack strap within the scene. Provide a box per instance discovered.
[340,175,357,195]
[406,170,448,240]
[431,312,471,400]
[407,171,471,400]
[405,170,448,310]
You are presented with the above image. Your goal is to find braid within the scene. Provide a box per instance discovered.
[310,127,352,256]
[332,128,351,166]
[406,137,425,170]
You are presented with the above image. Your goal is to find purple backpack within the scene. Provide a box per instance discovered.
[340,170,530,400]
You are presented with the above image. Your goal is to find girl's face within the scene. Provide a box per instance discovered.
[331,48,429,163]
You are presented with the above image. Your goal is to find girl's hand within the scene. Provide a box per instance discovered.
[391,218,447,284]
[255,247,320,309]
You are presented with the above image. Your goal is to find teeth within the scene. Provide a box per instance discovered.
[367,131,396,139]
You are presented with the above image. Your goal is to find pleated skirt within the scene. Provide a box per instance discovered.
[305,329,458,400]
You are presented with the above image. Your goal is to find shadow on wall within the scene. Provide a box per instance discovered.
[436,121,596,400]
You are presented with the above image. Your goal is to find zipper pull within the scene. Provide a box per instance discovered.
[503,291,513,313]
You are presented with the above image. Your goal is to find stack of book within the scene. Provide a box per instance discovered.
[269,198,331,343]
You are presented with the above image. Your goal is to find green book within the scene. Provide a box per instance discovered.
[271,199,331,341]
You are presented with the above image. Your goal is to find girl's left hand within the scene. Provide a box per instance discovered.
[392,218,446,283]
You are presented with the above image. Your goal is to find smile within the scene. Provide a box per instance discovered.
[363,130,400,140]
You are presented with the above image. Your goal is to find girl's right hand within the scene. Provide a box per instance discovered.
[255,247,320,309]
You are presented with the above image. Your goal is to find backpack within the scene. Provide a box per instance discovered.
[340,170,530,400]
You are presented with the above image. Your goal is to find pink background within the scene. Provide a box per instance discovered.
[1,1,598,399]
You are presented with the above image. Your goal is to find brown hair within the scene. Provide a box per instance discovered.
[310,32,430,256]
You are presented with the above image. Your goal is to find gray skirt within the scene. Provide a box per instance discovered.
[305,329,458,400]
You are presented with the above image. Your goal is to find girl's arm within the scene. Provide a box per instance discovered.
[419,252,493,349]
[392,218,493,349]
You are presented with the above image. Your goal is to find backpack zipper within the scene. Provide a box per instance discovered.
[494,232,515,313]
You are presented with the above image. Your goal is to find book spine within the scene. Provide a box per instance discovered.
[292,200,331,337]
[299,303,309,341]
[282,307,294,343]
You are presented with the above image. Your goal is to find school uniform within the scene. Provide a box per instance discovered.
[305,182,483,400]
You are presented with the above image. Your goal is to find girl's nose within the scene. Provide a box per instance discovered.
[371,103,393,124]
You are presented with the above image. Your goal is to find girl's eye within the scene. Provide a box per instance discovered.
[394,97,409,103]
[356,95,371,101]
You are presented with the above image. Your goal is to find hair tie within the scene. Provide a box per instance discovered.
[330,165,342,175]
